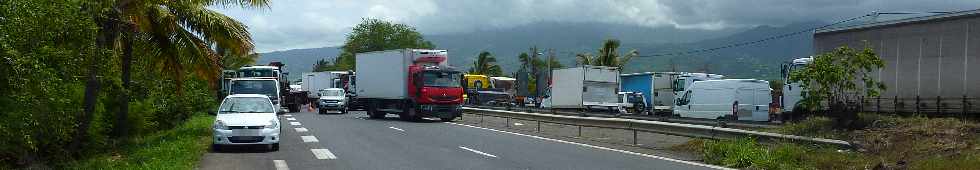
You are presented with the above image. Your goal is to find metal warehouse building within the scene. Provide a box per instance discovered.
[813,9,980,115]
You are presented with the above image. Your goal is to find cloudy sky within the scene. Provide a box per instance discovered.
[213,0,980,52]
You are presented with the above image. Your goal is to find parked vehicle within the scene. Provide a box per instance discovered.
[317,88,348,114]
[673,79,772,122]
[302,71,349,101]
[237,63,307,112]
[212,94,281,151]
[230,78,283,114]
[621,72,677,115]
[354,49,464,121]
[618,92,647,114]
[550,65,620,111]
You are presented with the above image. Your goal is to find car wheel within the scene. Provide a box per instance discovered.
[270,143,279,151]
[212,144,222,152]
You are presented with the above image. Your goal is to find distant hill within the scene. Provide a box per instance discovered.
[256,21,826,81]
[256,46,341,80]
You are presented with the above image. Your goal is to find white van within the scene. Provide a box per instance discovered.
[673,79,772,122]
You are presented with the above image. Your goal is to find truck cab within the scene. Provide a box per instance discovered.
[408,66,464,119]
[779,57,813,115]
[229,78,284,114]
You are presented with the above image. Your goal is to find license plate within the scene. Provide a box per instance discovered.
[232,129,261,136]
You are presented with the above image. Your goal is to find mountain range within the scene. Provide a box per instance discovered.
[257,21,827,81]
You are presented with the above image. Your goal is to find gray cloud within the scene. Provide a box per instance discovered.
[214,0,980,52]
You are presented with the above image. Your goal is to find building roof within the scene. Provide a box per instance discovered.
[816,9,980,35]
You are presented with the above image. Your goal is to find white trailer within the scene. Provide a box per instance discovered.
[673,79,772,122]
[550,65,621,110]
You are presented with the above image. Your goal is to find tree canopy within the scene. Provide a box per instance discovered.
[316,18,435,71]
[468,51,503,76]
[576,39,637,69]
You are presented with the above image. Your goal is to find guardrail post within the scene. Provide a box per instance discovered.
[632,129,638,146]
[577,126,582,137]
[506,117,510,128]
[480,114,484,124]
[536,120,541,132]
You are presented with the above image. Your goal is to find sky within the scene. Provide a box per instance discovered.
[212,0,980,53]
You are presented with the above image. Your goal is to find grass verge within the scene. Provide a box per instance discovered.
[62,114,214,169]
[679,114,980,169]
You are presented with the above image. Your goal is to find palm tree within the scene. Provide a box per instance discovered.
[74,0,267,149]
[468,51,503,76]
[575,39,638,69]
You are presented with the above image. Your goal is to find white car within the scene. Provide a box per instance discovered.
[212,94,281,151]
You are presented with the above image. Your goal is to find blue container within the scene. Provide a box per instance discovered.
[620,72,655,107]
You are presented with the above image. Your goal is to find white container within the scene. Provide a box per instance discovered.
[355,49,449,100]
[550,66,620,109]
[673,79,772,122]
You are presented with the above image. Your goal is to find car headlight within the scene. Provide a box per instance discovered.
[265,119,279,129]
[213,120,229,130]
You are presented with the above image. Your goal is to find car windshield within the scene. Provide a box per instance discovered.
[231,80,278,100]
[321,89,344,97]
[218,97,274,113]
[423,71,461,87]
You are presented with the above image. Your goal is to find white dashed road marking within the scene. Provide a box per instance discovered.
[311,149,337,159]
[459,146,498,158]
[286,117,297,121]
[513,122,524,126]
[300,136,319,143]
[290,122,301,126]
[446,122,734,170]
[294,127,308,133]
[273,160,289,170]
[284,114,292,117]
[388,127,405,132]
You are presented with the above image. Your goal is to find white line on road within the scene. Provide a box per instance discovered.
[513,122,524,126]
[273,160,289,170]
[300,135,319,143]
[446,122,734,170]
[286,117,297,121]
[295,127,308,133]
[311,149,337,159]
[290,122,301,126]
[459,146,498,158]
[388,126,405,132]
[284,114,292,117]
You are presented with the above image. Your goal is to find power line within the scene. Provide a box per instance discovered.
[634,12,876,58]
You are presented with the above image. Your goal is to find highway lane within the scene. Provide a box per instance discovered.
[199,109,727,170]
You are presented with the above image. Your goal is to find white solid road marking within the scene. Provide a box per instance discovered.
[286,117,297,121]
[311,149,337,159]
[459,146,498,158]
[273,160,289,170]
[446,122,734,170]
[300,135,319,143]
[290,122,301,126]
[295,127,309,133]
[513,122,524,126]
[388,126,405,132]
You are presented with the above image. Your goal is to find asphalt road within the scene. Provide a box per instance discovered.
[198,108,729,170]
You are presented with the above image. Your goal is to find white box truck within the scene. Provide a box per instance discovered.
[354,49,464,121]
[673,79,772,122]
[550,65,621,111]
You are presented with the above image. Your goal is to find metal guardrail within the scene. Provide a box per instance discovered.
[469,105,779,129]
[463,107,852,148]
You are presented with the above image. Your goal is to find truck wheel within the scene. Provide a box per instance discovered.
[288,104,300,113]
[367,103,384,119]
[399,107,421,121]
[440,117,455,122]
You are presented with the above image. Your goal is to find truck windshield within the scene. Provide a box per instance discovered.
[231,80,279,101]
[218,97,275,113]
[239,69,276,77]
[423,72,461,87]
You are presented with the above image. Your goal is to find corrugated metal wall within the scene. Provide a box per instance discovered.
[813,16,979,115]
